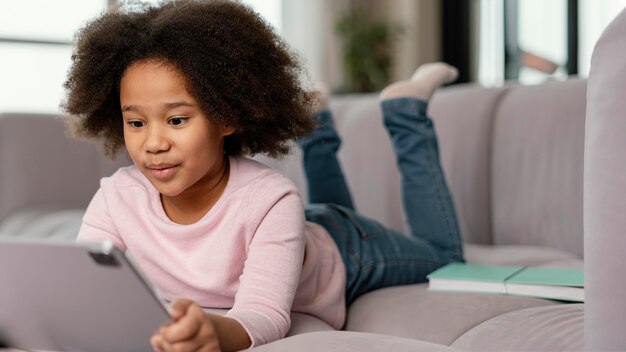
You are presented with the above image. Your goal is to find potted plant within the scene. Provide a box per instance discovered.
[336,8,402,93]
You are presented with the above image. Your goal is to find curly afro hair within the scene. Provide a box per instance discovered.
[63,0,314,158]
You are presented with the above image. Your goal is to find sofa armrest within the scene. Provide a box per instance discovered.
[584,6,626,350]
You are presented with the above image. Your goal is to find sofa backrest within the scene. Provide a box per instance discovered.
[489,80,586,257]
[435,80,586,257]
[262,80,587,258]
[0,113,129,223]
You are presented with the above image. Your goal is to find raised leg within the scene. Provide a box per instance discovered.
[380,63,464,262]
[298,110,355,210]
[304,64,465,304]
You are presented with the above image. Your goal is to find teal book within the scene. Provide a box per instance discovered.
[427,263,525,294]
[505,267,584,302]
[427,263,584,302]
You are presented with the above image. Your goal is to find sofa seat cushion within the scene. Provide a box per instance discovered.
[450,304,583,351]
[251,331,460,351]
[345,283,556,345]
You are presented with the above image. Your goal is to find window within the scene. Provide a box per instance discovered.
[0,0,282,114]
[0,0,108,113]
[579,0,626,76]
[516,0,568,84]
[477,0,626,86]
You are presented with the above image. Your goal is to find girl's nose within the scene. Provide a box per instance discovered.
[144,126,171,153]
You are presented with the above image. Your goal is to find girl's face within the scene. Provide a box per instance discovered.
[119,60,234,199]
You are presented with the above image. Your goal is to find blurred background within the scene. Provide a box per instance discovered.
[0,0,624,114]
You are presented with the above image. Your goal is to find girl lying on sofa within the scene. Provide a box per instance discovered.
[62,1,464,351]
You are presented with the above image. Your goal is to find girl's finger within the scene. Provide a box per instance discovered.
[169,298,194,320]
[151,334,173,352]
[162,309,203,342]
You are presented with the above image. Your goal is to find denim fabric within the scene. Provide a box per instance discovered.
[298,111,355,210]
[301,97,464,305]
[381,98,464,263]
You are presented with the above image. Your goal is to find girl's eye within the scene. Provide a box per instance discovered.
[128,120,144,128]
[169,117,188,126]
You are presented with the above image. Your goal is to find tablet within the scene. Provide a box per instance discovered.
[0,239,171,352]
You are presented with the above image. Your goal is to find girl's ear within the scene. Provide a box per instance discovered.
[221,125,236,137]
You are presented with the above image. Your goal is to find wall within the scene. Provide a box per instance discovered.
[282,0,442,91]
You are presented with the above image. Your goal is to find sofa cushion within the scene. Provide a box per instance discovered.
[345,283,556,345]
[450,304,583,351]
[251,331,460,351]
[490,79,586,257]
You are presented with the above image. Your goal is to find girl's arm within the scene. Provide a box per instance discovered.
[225,182,306,346]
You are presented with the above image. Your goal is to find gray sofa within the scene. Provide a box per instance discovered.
[7,7,626,349]
[0,79,585,351]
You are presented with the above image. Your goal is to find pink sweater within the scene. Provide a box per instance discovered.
[77,156,346,347]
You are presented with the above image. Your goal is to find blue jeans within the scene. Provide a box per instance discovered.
[299,98,464,305]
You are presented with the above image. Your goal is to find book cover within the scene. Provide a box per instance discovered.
[428,263,584,302]
[427,263,525,294]
[505,267,584,302]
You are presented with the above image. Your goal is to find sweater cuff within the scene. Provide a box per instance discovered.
[226,308,289,348]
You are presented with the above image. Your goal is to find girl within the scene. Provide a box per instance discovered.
[63,1,464,351]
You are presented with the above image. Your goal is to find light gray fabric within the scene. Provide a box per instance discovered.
[0,113,130,223]
[251,331,460,352]
[584,6,626,351]
[491,79,586,257]
[451,304,584,351]
[345,283,556,346]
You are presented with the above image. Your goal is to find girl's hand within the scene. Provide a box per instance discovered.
[151,299,221,352]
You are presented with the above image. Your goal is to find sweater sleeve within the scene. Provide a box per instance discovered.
[76,183,126,251]
[225,178,306,347]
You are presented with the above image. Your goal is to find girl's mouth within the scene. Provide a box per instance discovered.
[146,164,178,180]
